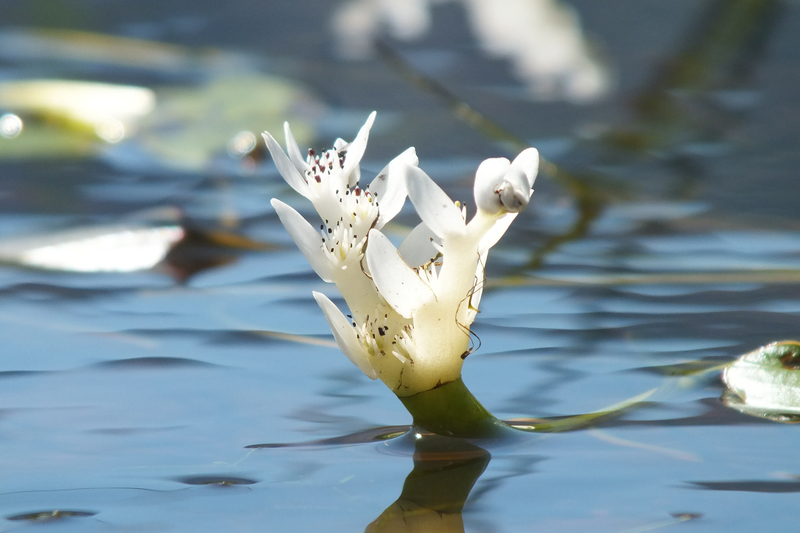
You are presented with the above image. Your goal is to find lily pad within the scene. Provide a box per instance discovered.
[132,74,316,171]
[0,79,155,138]
[722,341,800,422]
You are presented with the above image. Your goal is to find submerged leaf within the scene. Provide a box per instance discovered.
[723,341,800,422]
[507,388,657,433]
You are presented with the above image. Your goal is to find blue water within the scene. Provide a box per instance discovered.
[1,1,800,531]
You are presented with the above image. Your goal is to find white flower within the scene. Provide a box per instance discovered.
[266,112,538,396]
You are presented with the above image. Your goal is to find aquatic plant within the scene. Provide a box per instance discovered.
[265,112,538,437]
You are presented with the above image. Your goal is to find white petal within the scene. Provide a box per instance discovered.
[398,221,439,267]
[313,291,378,379]
[366,229,435,319]
[270,199,333,282]
[342,111,376,187]
[368,148,417,228]
[478,212,517,253]
[473,157,511,215]
[263,132,311,199]
[510,147,539,190]
[406,165,465,239]
[283,122,311,174]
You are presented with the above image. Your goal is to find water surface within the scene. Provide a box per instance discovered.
[1,1,799,531]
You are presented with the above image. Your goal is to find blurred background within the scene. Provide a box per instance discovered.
[0,1,799,531]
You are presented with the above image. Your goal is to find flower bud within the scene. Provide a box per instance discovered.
[474,150,537,215]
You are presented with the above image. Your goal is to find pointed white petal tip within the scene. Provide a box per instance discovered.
[342,111,379,187]
[406,165,465,238]
[283,122,311,173]
[313,291,378,379]
[263,131,311,199]
[511,147,540,189]
[271,199,334,283]
[368,150,417,229]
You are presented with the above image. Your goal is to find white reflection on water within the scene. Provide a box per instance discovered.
[333,0,611,102]
[0,225,184,273]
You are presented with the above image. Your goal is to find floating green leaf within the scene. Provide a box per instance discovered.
[723,341,800,422]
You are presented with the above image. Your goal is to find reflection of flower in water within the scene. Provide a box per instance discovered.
[266,113,538,396]
[333,0,610,102]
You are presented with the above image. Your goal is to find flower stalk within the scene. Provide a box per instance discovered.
[265,112,538,437]
[399,378,509,438]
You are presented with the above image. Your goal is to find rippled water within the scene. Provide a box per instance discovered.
[1,1,799,531]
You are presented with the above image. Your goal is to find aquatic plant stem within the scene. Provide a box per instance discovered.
[399,378,509,438]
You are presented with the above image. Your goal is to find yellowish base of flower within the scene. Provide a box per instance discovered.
[398,378,509,438]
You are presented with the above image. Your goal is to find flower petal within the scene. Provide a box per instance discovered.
[283,122,311,174]
[263,132,311,199]
[342,111,376,187]
[406,165,465,239]
[313,291,378,379]
[398,221,439,268]
[368,148,417,228]
[270,199,333,282]
[366,229,435,319]
[510,147,540,190]
[473,157,510,215]
[478,212,517,253]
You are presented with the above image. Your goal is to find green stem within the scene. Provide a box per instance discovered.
[399,378,509,438]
